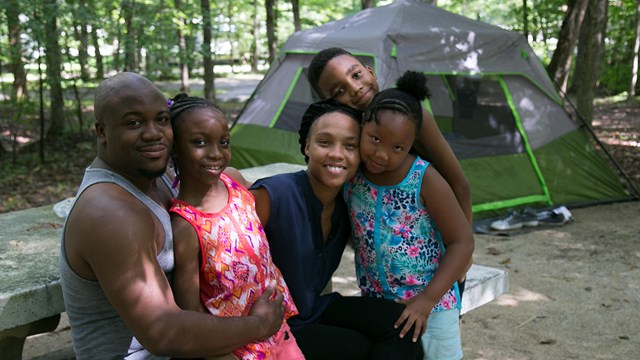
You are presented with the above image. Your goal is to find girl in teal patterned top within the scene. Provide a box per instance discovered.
[344,71,474,359]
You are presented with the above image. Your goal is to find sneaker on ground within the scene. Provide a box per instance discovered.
[537,209,568,226]
[490,211,523,231]
[520,208,539,227]
[553,206,573,221]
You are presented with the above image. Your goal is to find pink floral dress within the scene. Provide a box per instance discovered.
[170,173,297,360]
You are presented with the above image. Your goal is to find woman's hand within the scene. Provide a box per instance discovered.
[394,295,436,342]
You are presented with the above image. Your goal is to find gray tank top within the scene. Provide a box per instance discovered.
[60,167,176,360]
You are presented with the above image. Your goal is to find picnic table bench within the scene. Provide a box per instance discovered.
[0,162,508,359]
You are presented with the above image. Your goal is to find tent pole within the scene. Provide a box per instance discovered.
[500,77,554,206]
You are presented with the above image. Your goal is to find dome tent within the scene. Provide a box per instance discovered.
[229,0,634,218]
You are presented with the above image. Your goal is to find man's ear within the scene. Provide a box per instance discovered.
[95,121,107,146]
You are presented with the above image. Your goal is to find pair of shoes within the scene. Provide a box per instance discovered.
[490,208,539,231]
[520,207,539,227]
[537,206,571,226]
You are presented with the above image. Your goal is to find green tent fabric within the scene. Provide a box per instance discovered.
[230,0,634,218]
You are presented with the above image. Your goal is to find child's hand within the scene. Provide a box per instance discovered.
[249,284,285,340]
[394,296,435,342]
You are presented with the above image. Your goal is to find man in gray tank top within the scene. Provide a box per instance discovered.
[60,72,285,359]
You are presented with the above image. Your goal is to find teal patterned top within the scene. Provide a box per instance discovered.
[344,157,460,313]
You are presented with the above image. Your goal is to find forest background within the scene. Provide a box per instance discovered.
[0,0,639,212]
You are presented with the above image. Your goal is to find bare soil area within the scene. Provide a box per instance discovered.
[460,200,639,359]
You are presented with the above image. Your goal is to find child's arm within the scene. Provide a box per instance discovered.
[415,107,473,280]
[224,167,253,189]
[394,166,474,342]
[413,107,472,225]
[250,186,271,227]
[171,215,207,313]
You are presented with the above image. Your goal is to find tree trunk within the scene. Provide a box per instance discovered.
[91,27,104,79]
[123,0,137,72]
[361,0,375,9]
[85,0,104,79]
[201,0,215,102]
[63,42,84,134]
[250,0,259,72]
[43,0,65,140]
[113,9,123,72]
[74,0,91,81]
[265,0,277,65]
[629,0,640,99]
[291,0,301,32]
[174,0,190,93]
[522,0,529,40]
[574,0,608,124]
[37,41,45,164]
[227,0,236,73]
[546,0,589,94]
[5,0,27,100]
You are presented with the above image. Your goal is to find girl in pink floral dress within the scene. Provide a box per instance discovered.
[168,94,304,360]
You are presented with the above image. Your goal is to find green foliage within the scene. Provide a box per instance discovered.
[439,0,522,29]
[1,0,638,135]
[602,0,637,94]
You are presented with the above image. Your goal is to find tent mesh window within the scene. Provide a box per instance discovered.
[428,74,521,159]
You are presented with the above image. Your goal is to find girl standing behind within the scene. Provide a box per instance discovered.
[168,94,304,360]
[344,72,474,360]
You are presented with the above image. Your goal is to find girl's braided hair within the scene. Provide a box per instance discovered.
[298,98,362,163]
[168,93,224,134]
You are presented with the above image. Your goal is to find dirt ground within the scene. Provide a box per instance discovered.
[460,200,640,359]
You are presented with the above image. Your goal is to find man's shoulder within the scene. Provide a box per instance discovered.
[71,183,156,227]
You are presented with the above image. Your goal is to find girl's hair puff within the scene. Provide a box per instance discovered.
[395,70,431,102]
[363,70,430,134]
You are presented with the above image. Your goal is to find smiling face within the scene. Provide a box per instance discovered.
[360,109,416,178]
[172,107,231,189]
[305,111,361,191]
[96,79,172,180]
[316,54,379,111]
